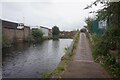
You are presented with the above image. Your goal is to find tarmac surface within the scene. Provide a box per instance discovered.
[61,33,110,78]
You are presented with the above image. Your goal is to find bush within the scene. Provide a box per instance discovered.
[32,29,44,43]
[91,33,120,78]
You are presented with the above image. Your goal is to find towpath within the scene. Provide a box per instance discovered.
[61,33,110,78]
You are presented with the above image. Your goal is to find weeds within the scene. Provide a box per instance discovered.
[87,33,120,78]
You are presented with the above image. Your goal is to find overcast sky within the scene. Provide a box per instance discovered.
[0,0,102,31]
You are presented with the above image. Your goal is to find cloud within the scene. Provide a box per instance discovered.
[0,2,2,19]
[1,0,101,31]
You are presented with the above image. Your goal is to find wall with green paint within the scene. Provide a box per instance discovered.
[92,20,105,35]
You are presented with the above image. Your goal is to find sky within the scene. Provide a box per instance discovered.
[0,0,102,31]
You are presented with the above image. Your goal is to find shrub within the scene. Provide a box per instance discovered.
[32,29,44,43]
[92,33,120,78]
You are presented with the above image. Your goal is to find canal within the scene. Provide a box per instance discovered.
[2,39,73,78]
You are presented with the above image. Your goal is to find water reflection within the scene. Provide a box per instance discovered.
[2,39,72,78]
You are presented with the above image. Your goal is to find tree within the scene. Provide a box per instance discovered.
[96,2,120,50]
[85,0,120,50]
[84,1,120,77]
[52,26,60,35]
[85,17,94,33]
[32,28,44,42]
[52,26,60,40]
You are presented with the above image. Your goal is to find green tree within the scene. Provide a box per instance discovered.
[85,17,94,33]
[52,26,60,40]
[97,2,120,50]
[32,28,44,42]
[85,0,120,51]
[85,1,120,77]
[52,26,60,35]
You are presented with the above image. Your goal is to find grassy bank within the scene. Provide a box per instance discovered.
[86,33,120,79]
[41,32,80,78]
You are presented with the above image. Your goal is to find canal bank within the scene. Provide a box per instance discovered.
[61,33,110,78]
[41,32,80,78]
[2,39,73,78]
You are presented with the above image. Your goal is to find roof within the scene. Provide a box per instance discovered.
[2,20,30,29]
[24,26,30,28]
[40,26,50,30]
[32,28,39,30]
[2,20,18,29]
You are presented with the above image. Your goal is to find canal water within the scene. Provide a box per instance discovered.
[2,39,73,78]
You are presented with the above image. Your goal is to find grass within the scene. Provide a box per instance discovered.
[41,32,80,78]
[41,72,52,78]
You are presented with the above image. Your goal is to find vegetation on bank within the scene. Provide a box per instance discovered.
[2,26,75,48]
[41,31,80,78]
[2,28,44,48]
[86,33,120,78]
[32,28,44,43]
[85,17,94,33]
[85,0,120,78]
[91,33,120,78]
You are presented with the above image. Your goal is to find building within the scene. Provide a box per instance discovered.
[2,20,18,29]
[40,26,49,38]
[48,29,52,38]
[60,31,76,38]
[2,20,18,43]
[2,20,31,45]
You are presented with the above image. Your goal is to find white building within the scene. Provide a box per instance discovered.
[40,26,49,37]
